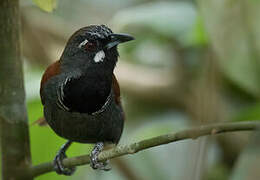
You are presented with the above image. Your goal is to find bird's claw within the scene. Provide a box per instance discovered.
[90,155,111,171]
[54,150,76,175]
[90,142,111,171]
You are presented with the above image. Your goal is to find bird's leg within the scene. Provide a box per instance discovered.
[54,140,76,175]
[90,142,111,171]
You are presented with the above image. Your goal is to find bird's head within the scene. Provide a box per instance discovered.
[60,25,134,72]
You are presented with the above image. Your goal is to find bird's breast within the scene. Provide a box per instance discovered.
[44,88,124,144]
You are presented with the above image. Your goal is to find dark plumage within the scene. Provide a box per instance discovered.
[40,25,134,175]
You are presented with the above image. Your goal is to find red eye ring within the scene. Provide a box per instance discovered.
[85,42,96,51]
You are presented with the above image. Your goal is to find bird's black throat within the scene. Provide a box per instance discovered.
[63,62,115,114]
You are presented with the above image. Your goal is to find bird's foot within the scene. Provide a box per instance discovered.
[90,142,111,171]
[53,141,76,176]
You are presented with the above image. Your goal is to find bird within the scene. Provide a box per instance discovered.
[40,25,134,175]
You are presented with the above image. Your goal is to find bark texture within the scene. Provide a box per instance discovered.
[0,0,32,179]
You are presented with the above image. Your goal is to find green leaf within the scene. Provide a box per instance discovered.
[190,16,209,46]
[32,0,57,12]
[232,103,260,122]
[197,0,260,97]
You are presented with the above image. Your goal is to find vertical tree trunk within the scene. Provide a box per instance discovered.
[0,0,33,179]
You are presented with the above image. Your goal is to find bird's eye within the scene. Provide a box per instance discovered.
[85,42,96,51]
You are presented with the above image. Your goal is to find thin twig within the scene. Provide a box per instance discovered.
[28,121,260,178]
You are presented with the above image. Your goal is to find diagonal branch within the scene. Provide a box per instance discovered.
[28,121,260,178]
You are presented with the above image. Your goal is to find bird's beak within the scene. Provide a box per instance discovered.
[105,33,134,49]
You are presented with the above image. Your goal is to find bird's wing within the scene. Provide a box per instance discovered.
[34,61,61,126]
[40,61,61,105]
[112,74,125,121]
[112,74,121,106]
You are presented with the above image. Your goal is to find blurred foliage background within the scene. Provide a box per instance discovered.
[2,0,260,179]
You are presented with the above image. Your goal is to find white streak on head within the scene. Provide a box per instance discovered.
[94,50,105,63]
[78,39,88,48]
